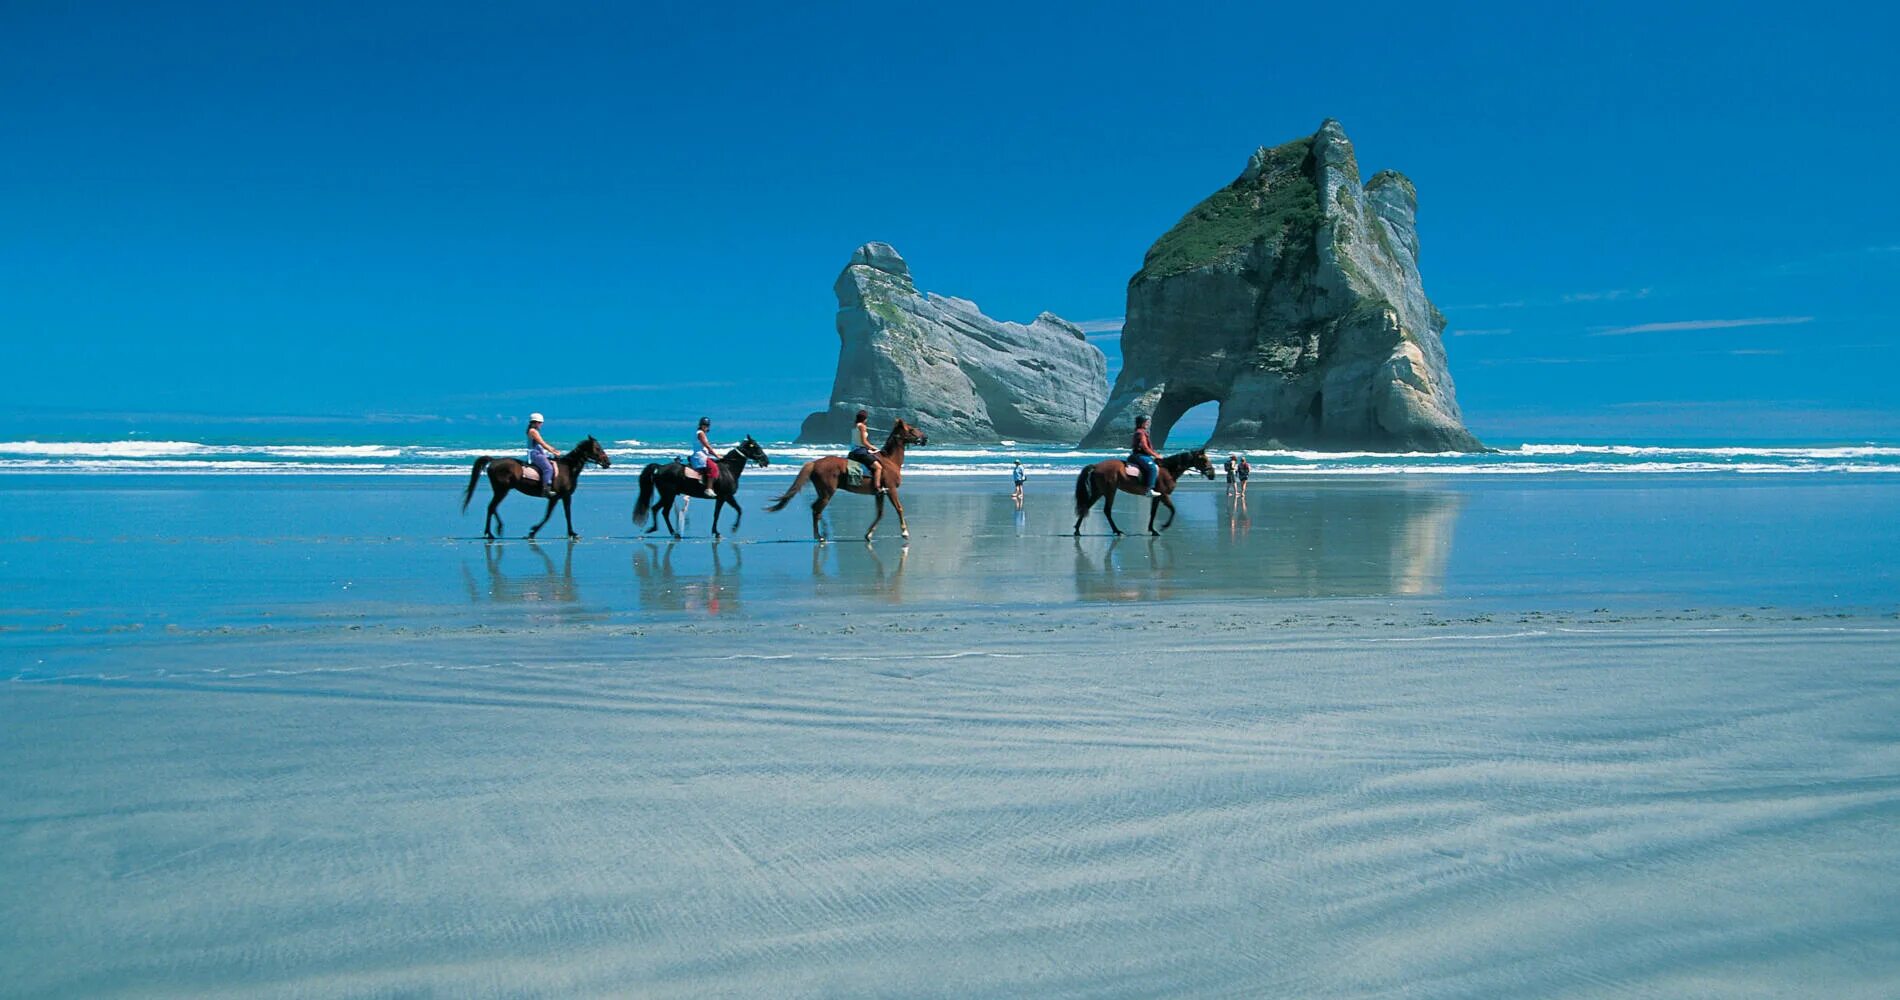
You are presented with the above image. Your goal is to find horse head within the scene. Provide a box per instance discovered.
[887,419,928,448]
[740,435,770,467]
[580,436,611,468]
[1190,448,1216,480]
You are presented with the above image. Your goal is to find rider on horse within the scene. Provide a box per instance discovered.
[849,409,888,495]
[527,413,559,493]
[691,417,721,497]
[1130,415,1162,497]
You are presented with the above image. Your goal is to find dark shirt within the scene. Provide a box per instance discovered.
[1130,428,1157,459]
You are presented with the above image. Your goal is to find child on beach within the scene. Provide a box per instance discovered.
[1011,460,1026,501]
[1236,454,1251,497]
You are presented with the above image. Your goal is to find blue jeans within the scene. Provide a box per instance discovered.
[529,448,555,486]
[1132,454,1157,491]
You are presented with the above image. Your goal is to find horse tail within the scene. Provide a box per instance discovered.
[632,464,658,523]
[461,457,492,513]
[766,461,815,512]
[1074,466,1094,518]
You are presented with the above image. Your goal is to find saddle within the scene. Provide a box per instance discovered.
[1123,464,1141,478]
[843,460,871,486]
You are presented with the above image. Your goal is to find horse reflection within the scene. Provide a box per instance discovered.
[464,538,580,605]
[1072,535,1179,603]
[631,540,741,614]
[810,541,909,602]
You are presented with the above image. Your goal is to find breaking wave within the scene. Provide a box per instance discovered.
[2,439,1896,477]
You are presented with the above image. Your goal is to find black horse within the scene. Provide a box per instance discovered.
[632,436,770,538]
[1073,447,1216,536]
[461,436,612,540]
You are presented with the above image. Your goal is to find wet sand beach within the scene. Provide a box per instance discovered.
[4,475,1898,996]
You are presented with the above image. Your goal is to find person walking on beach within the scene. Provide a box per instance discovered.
[1236,453,1252,498]
[1224,453,1238,497]
[526,413,559,494]
[691,417,720,498]
[1011,459,1027,501]
[1130,415,1161,497]
[848,409,887,495]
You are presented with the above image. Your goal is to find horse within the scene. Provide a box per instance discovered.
[460,436,612,540]
[766,419,928,542]
[1073,447,1217,536]
[631,435,771,538]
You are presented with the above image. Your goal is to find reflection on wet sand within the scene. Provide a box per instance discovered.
[1072,535,1180,603]
[452,483,1466,615]
[463,539,581,605]
[810,541,910,603]
[1067,484,1465,601]
[632,540,741,615]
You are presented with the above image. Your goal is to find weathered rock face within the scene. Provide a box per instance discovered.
[1079,120,1481,452]
[799,243,1109,444]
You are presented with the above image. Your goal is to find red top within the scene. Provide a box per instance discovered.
[1131,428,1157,458]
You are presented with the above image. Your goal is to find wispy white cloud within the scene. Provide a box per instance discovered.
[1444,300,1526,311]
[1592,316,1814,336]
[1729,348,1785,356]
[1868,245,1900,254]
[1562,287,1651,303]
[1450,327,1512,337]
[1073,317,1125,334]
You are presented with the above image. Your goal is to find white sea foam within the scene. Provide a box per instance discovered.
[5,438,1898,476]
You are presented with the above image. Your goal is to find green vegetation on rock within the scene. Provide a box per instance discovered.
[1134,137,1321,283]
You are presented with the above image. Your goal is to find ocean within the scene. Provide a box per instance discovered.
[4,436,1900,477]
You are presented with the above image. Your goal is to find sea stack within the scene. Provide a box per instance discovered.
[1079,120,1481,452]
[798,243,1109,444]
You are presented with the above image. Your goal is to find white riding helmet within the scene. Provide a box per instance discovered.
[528,412,545,424]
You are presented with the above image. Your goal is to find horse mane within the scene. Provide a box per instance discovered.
[1159,448,1205,472]
[881,420,910,453]
[562,436,599,462]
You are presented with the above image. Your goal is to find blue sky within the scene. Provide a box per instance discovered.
[3,1,1896,442]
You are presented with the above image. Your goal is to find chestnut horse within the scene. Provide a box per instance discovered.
[460,436,612,540]
[631,435,771,538]
[1073,447,1216,536]
[766,419,928,541]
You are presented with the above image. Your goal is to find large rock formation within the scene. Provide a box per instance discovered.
[799,243,1109,444]
[1079,120,1481,452]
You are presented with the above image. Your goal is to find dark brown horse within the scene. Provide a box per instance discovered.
[766,419,928,541]
[1073,447,1216,536]
[460,436,612,540]
[631,435,771,538]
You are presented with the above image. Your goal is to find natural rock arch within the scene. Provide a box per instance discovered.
[1080,121,1481,453]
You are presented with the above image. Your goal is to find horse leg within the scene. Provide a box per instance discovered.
[485,488,505,540]
[562,495,577,539]
[727,496,743,534]
[1156,494,1177,533]
[1103,490,1124,536]
[711,497,724,538]
[865,492,884,541]
[810,490,831,543]
[529,497,557,538]
[889,489,909,540]
[1074,475,1092,536]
